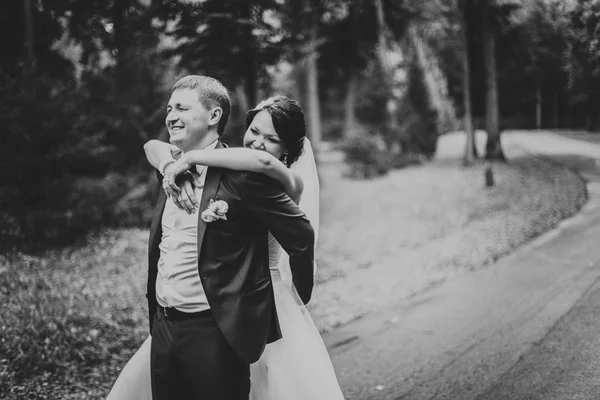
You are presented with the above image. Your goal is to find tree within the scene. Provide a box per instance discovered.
[374,0,398,134]
[565,0,600,131]
[164,1,282,107]
[516,0,568,129]
[22,0,37,102]
[482,0,505,161]
[459,0,476,165]
[64,0,167,165]
[319,0,374,138]
[318,0,413,139]
[460,0,518,161]
[301,0,323,145]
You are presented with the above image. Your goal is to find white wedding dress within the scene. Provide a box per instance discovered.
[105,140,345,399]
[247,234,345,400]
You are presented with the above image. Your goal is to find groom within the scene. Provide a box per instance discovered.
[146,75,315,399]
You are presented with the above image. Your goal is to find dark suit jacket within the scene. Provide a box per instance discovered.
[146,141,315,364]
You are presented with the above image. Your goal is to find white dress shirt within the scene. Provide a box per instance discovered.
[156,141,217,312]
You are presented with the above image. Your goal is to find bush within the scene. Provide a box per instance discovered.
[0,61,167,254]
[0,171,155,254]
[339,58,439,160]
[397,63,440,158]
[391,153,425,169]
[341,135,395,179]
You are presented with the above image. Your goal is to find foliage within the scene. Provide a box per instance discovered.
[340,134,395,179]
[565,0,600,129]
[0,231,149,399]
[0,0,169,252]
[5,0,600,253]
[0,169,155,254]
[400,62,439,158]
[518,0,568,82]
[486,0,568,127]
[426,0,588,131]
[0,70,160,251]
[319,0,416,79]
[161,0,283,108]
[353,63,390,127]
[351,58,439,159]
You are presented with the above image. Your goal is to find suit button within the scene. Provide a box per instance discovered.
[202,275,208,280]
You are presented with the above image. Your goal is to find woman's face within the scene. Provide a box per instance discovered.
[243,110,286,160]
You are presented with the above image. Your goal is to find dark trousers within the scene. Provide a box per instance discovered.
[150,308,250,400]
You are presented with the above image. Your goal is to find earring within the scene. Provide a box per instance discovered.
[282,152,288,165]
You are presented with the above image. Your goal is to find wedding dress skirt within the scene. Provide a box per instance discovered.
[105,280,344,400]
[249,279,345,400]
[105,335,152,400]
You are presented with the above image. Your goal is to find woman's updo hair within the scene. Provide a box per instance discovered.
[245,96,306,167]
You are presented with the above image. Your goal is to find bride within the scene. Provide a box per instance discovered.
[105,95,345,400]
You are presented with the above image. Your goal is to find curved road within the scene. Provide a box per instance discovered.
[324,131,600,400]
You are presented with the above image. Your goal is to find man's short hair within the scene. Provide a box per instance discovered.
[172,75,231,136]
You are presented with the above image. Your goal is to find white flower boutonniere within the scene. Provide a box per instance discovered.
[201,199,229,223]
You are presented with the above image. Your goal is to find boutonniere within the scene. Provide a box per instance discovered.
[201,199,229,223]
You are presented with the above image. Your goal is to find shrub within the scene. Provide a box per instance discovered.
[397,63,440,158]
[350,59,440,159]
[391,153,425,169]
[341,135,395,179]
[1,171,155,254]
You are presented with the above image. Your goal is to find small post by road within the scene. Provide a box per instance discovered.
[485,161,494,187]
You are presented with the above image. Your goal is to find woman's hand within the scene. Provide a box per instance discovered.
[161,157,198,214]
[163,157,191,192]
[172,178,198,214]
[162,173,198,214]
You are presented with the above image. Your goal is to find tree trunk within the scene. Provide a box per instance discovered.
[343,71,359,139]
[553,84,559,128]
[341,0,363,140]
[460,0,476,166]
[587,96,596,131]
[235,84,249,116]
[113,0,132,93]
[374,0,398,133]
[482,1,505,161]
[408,23,459,135]
[374,0,386,58]
[23,0,37,102]
[239,3,257,108]
[472,126,479,158]
[243,72,257,110]
[305,5,322,147]
[535,82,542,129]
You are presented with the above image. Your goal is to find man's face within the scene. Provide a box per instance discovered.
[165,89,211,151]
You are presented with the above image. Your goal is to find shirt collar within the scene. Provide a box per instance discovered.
[181,140,218,175]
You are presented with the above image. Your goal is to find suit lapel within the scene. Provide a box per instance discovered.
[149,189,167,252]
[197,141,225,256]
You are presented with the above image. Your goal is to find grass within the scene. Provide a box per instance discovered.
[552,129,600,145]
[0,232,149,399]
[312,152,587,331]
[0,140,588,399]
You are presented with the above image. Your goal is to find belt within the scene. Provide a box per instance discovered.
[157,305,211,321]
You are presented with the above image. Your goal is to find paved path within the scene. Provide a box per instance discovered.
[324,130,600,399]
